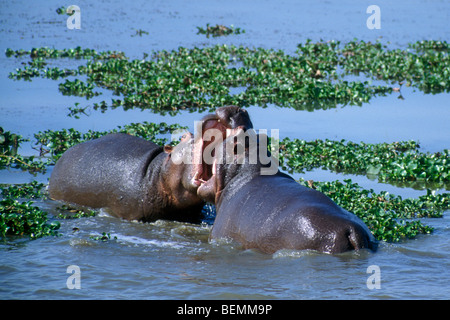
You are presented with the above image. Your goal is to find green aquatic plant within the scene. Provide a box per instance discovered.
[131,29,149,37]
[0,182,59,239]
[9,40,448,116]
[0,127,19,156]
[0,128,48,173]
[196,24,245,38]
[280,138,450,185]
[90,232,117,242]
[339,39,450,94]
[55,6,67,15]
[0,181,46,199]
[6,47,126,82]
[55,204,97,219]
[5,47,125,59]
[0,182,96,239]
[58,79,100,99]
[0,199,60,239]
[55,6,78,16]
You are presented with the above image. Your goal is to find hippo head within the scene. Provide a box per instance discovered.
[161,132,203,209]
[197,127,276,204]
[197,105,253,164]
[161,105,254,208]
[201,105,253,133]
[191,106,254,197]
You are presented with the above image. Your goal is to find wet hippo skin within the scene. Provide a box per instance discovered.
[49,105,253,223]
[197,130,378,254]
[49,132,206,222]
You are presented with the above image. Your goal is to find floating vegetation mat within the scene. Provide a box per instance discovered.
[196,23,245,38]
[5,39,450,116]
[280,138,449,185]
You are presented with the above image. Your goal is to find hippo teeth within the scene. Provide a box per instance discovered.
[192,172,202,185]
[193,171,207,185]
[193,157,216,187]
[212,158,217,175]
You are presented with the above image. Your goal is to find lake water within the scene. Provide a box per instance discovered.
[1,0,449,300]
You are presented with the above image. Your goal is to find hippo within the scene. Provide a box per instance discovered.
[49,105,253,223]
[48,132,205,222]
[197,129,378,254]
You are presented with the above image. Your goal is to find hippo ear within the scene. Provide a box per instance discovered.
[163,145,173,154]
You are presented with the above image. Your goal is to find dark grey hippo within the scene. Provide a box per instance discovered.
[197,129,378,254]
[49,105,253,223]
[49,132,206,222]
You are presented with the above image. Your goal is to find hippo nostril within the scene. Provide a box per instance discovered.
[347,229,358,251]
[344,224,376,252]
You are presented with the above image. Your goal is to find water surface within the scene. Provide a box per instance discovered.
[1,0,449,300]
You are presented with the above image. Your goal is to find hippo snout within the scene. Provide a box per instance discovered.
[329,222,378,254]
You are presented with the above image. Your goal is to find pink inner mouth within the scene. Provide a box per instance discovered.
[192,137,216,188]
[191,119,246,193]
[191,121,225,191]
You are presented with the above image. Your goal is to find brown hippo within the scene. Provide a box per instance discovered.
[49,105,253,223]
[197,129,378,254]
[49,132,205,222]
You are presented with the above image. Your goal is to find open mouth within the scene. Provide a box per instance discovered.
[192,127,247,197]
[190,106,252,195]
[193,157,217,188]
[191,128,220,191]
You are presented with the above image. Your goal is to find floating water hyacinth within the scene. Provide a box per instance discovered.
[0,194,60,240]
[196,23,245,38]
[6,40,449,116]
[279,138,450,185]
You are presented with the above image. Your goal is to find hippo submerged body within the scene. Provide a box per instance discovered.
[49,132,205,222]
[197,130,378,254]
[49,105,253,223]
[210,172,378,254]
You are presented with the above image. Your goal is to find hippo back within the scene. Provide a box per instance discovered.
[49,133,163,217]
